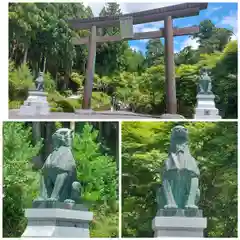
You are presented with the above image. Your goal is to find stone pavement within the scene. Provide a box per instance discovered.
[9,109,185,120]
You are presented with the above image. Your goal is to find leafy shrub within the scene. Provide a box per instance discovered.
[3,122,42,237]
[62,89,73,97]
[73,124,118,237]
[91,92,111,110]
[55,99,75,112]
[67,98,81,109]
[91,207,119,237]
[48,92,63,110]
[3,122,118,237]
[211,40,238,118]
[50,107,62,112]
[43,72,56,93]
[71,72,84,89]
[73,124,117,203]
[176,64,199,117]
[9,62,34,101]
[9,100,23,109]
[48,92,80,112]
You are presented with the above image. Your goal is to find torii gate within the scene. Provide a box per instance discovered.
[69,2,208,114]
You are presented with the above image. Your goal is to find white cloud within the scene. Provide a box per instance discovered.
[180,37,200,51]
[84,2,168,37]
[133,21,164,34]
[119,3,181,14]
[139,27,159,32]
[139,39,149,43]
[205,6,222,17]
[231,35,237,41]
[130,45,140,52]
[174,48,179,54]
[82,2,105,16]
[212,6,223,11]
[220,11,238,40]
[84,2,184,17]
[221,13,237,32]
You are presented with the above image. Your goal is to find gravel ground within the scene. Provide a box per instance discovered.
[9,110,157,120]
[9,109,185,120]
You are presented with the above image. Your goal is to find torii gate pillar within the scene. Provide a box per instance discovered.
[83,26,96,109]
[164,16,177,114]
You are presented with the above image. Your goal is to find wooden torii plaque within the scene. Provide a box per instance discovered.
[68,2,208,114]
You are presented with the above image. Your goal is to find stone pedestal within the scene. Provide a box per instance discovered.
[194,94,221,119]
[19,91,50,116]
[153,209,207,237]
[22,208,93,238]
[152,216,207,237]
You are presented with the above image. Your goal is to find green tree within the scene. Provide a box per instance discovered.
[95,3,128,76]
[211,40,238,118]
[3,122,119,237]
[123,48,145,73]
[73,124,118,237]
[145,39,164,67]
[175,46,200,65]
[9,61,35,101]
[193,20,232,53]
[122,122,237,237]
[3,122,42,237]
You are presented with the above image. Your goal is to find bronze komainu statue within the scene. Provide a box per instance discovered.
[156,126,200,211]
[34,128,81,204]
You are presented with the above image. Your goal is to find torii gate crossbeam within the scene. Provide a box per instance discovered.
[68,2,208,114]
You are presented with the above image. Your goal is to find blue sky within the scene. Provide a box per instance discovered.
[128,3,238,54]
[86,2,238,54]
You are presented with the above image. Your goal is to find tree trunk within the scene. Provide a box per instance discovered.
[33,61,38,78]
[43,56,47,73]
[10,43,16,61]
[98,122,103,141]
[45,122,53,157]
[39,53,42,72]
[23,44,28,64]
[39,53,47,73]
[70,122,75,131]
[32,122,41,145]
[31,122,43,169]
[116,123,119,170]
[64,73,70,90]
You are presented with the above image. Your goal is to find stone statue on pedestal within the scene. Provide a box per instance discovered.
[34,128,81,205]
[153,125,207,237]
[156,125,200,212]
[22,128,93,238]
[35,72,44,91]
[198,68,212,94]
[19,71,50,116]
[194,67,221,119]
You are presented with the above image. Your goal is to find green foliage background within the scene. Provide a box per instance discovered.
[3,122,118,237]
[122,122,237,237]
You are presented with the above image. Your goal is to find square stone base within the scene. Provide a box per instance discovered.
[152,216,207,237]
[194,94,221,119]
[21,208,93,238]
[194,108,221,119]
[19,91,50,116]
